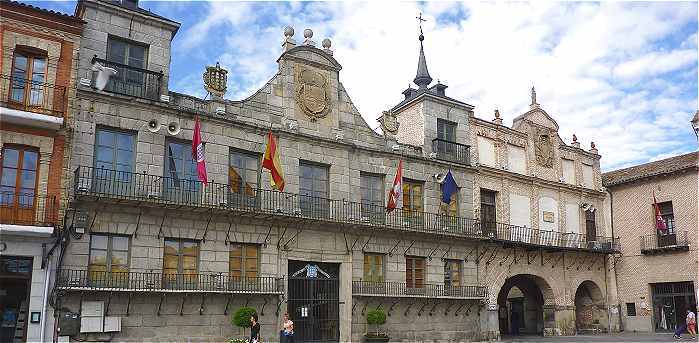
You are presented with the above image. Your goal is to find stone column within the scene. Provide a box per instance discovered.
[339,254,353,342]
[479,302,499,341]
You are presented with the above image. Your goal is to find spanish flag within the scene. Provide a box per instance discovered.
[262,131,285,191]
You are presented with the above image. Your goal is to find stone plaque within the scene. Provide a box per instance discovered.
[543,211,555,223]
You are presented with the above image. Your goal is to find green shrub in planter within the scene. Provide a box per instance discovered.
[232,307,257,339]
[365,308,389,341]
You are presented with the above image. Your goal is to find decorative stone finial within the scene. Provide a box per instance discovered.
[282,26,296,51]
[284,26,294,38]
[493,108,503,125]
[590,141,598,154]
[571,133,580,148]
[322,38,333,55]
[413,14,432,90]
[303,28,315,46]
[531,86,537,104]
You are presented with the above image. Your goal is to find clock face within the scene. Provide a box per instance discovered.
[382,113,398,133]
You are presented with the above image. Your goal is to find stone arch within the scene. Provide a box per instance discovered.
[496,274,556,336]
[574,280,607,333]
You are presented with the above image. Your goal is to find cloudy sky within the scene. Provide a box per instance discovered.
[39,1,698,171]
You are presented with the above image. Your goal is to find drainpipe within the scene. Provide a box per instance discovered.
[607,189,623,332]
[41,249,52,343]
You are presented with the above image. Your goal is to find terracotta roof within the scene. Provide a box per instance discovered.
[3,0,83,22]
[602,151,698,187]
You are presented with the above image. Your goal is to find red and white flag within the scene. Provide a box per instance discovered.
[386,160,403,213]
[192,116,208,184]
[653,191,667,232]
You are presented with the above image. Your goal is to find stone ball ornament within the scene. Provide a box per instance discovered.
[322,38,331,49]
[284,26,294,37]
[304,28,313,39]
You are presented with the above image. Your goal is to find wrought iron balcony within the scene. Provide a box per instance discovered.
[72,166,619,253]
[56,269,283,294]
[91,56,163,101]
[481,221,620,253]
[432,138,470,165]
[0,192,58,227]
[640,231,689,254]
[352,281,487,299]
[0,74,66,117]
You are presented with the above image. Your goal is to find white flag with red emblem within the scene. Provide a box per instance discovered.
[386,160,403,213]
[192,116,208,185]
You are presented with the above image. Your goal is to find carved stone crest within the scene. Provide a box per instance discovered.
[535,130,554,168]
[295,69,331,121]
[203,62,228,97]
[378,110,399,134]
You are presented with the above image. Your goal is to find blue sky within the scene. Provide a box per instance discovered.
[34,1,699,171]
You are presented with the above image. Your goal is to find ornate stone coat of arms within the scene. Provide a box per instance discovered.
[378,111,399,134]
[535,131,554,168]
[295,69,331,121]
[203,62,228,97]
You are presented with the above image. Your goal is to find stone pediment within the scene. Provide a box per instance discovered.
[278,45,342,72]
[513,106,560,132]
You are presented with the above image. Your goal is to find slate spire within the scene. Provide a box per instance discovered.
[413,14,432,89]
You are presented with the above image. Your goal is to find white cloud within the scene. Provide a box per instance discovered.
[174,1,698,171]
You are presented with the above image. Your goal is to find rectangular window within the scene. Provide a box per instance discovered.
[585,210,596,242]
[477,136,496,167]
[363,253,385,283]
[299,161,329,216]
[163,239,199,288]
[106,36,149,97]
[480,189,497,235]
[507,144,526,174]
[582,163,593,188]
[164,139,200,203]
[626,302,636,317]
[94,128,136,194]
[561,159,575,184]
[107,37,147,68]
[229,243,260,279]
[405,256,425,289]
[437,119,456,142]
[10,51,47,109]
[229,150,259,208]
[88,234,129,285]
[0,146,39,222]
[444,259,462,288]
[655,201,677,247]
[360,173,384,222]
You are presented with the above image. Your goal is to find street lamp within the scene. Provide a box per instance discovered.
[692,110,699,139]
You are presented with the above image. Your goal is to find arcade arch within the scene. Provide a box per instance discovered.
[497,274,555,336]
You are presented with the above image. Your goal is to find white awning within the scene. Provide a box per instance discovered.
[0,224,54,238]
[0,106,63,130]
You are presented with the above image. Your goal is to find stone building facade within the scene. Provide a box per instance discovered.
[603,152,698,333]
[47,1,619,342]
[0,1,83,342]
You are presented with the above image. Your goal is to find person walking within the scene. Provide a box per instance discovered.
[280,312,294,343]
[250,313,261,343]
[687,309,697,339]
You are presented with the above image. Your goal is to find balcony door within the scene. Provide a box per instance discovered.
[480,189,497,237]
[406,256,425,294]
[0,146,39,225]
[229,150,259,209]
[94,128,135,195]
[106,37,149,97]
[164,139,200,204]
[9,51,47,112]
[436,119,457,158]
[360,173,384,224]
[299,162,329,218]
[655,201,676,247]
[163,239,199,289]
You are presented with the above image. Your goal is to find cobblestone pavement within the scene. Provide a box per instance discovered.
[501,333,698,342]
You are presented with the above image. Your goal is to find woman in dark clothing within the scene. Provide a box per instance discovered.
[250,313,260,343]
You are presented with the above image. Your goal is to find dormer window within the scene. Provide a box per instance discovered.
[437,119,456,142]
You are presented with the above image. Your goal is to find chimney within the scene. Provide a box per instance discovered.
[402,87,416,100]
[433,81,447,96]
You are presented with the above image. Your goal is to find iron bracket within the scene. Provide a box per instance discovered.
[510,247,519,266]
[463,246,476,262]
[361,302,369,316]
[343,232,350,254]
[350,235,362,251]
[387,238,403,256]
[199,294,206,315]
[441,245,452,260]
[527,251,536,264]
[88,208,100,234]
[376,302,383,311]
[540,249,544,266]
[498,249,512,266]
[444,302,455,316]
[126,293,133,316]
[387,301,399,316]
[262,222,274,248]
[277,224,289,249]
[485,248,498,265]
[133,208,143,238]
[403,240,416,256]
[352,301,359,316]
[105,292,112,316]
[245,296,250,307]
[428,301,441,316]
[551,252,564,269]
[261,298,268,316]
[157,294,165,316]
[275,294,285,316]
[454,303,466,316]
[576,254,588,270]
[361,233,374,252]
[200,210,214,243]
[224,219,235,245]
[417,301,430,316]
[224,296,232,315]
[427,245,440,261]
[283,225,305,250]
[566,253,578,270]
[404,302,415,316]
[156,213,167,238]
[179,295,186,316]
[476,247,490,263]
[465,302,476,315]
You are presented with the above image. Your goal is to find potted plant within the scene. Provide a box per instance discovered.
[229,306,257,343]
[364,308,389,342]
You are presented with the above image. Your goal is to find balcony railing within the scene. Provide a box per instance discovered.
[640,231,689,254]
[91,56,162,101]
[56,269,284,294]
[432,138,470,165]
[0,192,58,227]
[352,281,487,299]
[0,74,66,117]
[73,166,619,253]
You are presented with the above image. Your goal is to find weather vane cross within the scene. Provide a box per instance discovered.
[416,12,427,35]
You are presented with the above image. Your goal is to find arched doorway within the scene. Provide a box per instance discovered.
[497,274,554,336]
[574,280,607,333]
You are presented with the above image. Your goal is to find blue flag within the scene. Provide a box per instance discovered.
[441,170,458,204]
